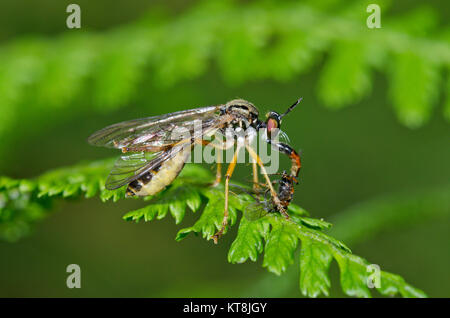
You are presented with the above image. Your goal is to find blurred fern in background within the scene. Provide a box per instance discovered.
[0,0,449,163]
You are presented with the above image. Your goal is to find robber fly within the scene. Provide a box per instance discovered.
[88,98,302,242]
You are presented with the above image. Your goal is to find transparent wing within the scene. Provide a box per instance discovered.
[244,202,268,221]
[103,115,228,190]
[106,149,176,190]
[88,106,221,150]
[229,184,270,221]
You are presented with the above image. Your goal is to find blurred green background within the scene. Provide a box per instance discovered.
[0,0,449,297]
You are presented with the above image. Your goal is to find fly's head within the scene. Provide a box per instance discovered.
[264,98,303,140]
[265,111,282,140]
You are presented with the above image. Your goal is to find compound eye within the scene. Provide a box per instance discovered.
[267,117,278,132]
[266,112,281,139]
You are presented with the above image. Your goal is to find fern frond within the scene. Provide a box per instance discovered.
[0,159,426,297]
[389,52,441,128]
[0,159,114,241]
[317,40,372,109]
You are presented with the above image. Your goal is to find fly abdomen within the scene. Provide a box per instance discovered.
[126,145,191,197]
[126,172,153,196]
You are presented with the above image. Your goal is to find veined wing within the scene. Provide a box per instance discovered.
[104,114,228,190]
[229,184,271,221]
[244,202,269,221]
[106,148,187,190]
[88,106,222,150]
[106,152,159,190]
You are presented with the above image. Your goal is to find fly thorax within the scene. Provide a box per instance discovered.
[235,127,246,147]
[244,126,258,145]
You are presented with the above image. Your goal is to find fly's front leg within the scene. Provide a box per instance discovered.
[211,146,241,244]
[267,140,301,178]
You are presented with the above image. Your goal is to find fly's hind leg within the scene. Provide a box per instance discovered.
[211,146,241,244]
[196,138,233,187]
[212,151,222,187]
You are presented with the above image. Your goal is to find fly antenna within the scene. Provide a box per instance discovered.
[280,97,303,119]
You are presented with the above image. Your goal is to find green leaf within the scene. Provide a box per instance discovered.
[263,219,298,275]
[334,253,372,298]
[123,204,159,223]
[92,30,153,109]
[228,217,270,263]
[186,190,202,213]
[287,203,309,216]
[176,186,237,241]
[379,271,427,298]
[299,239,333,297]
[318,41,372,109]
[389,52,440,128]
[292,215,332,230]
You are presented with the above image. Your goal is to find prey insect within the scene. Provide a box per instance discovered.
[88,98,301,243]
[233,142,301,221]
[268,142,301,215]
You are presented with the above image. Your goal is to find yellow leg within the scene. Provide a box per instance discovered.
[245,144,289,218]
[195,138,233,187]
[211,146,241,243]
[212,151,222,187]
[252,161,259,192]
